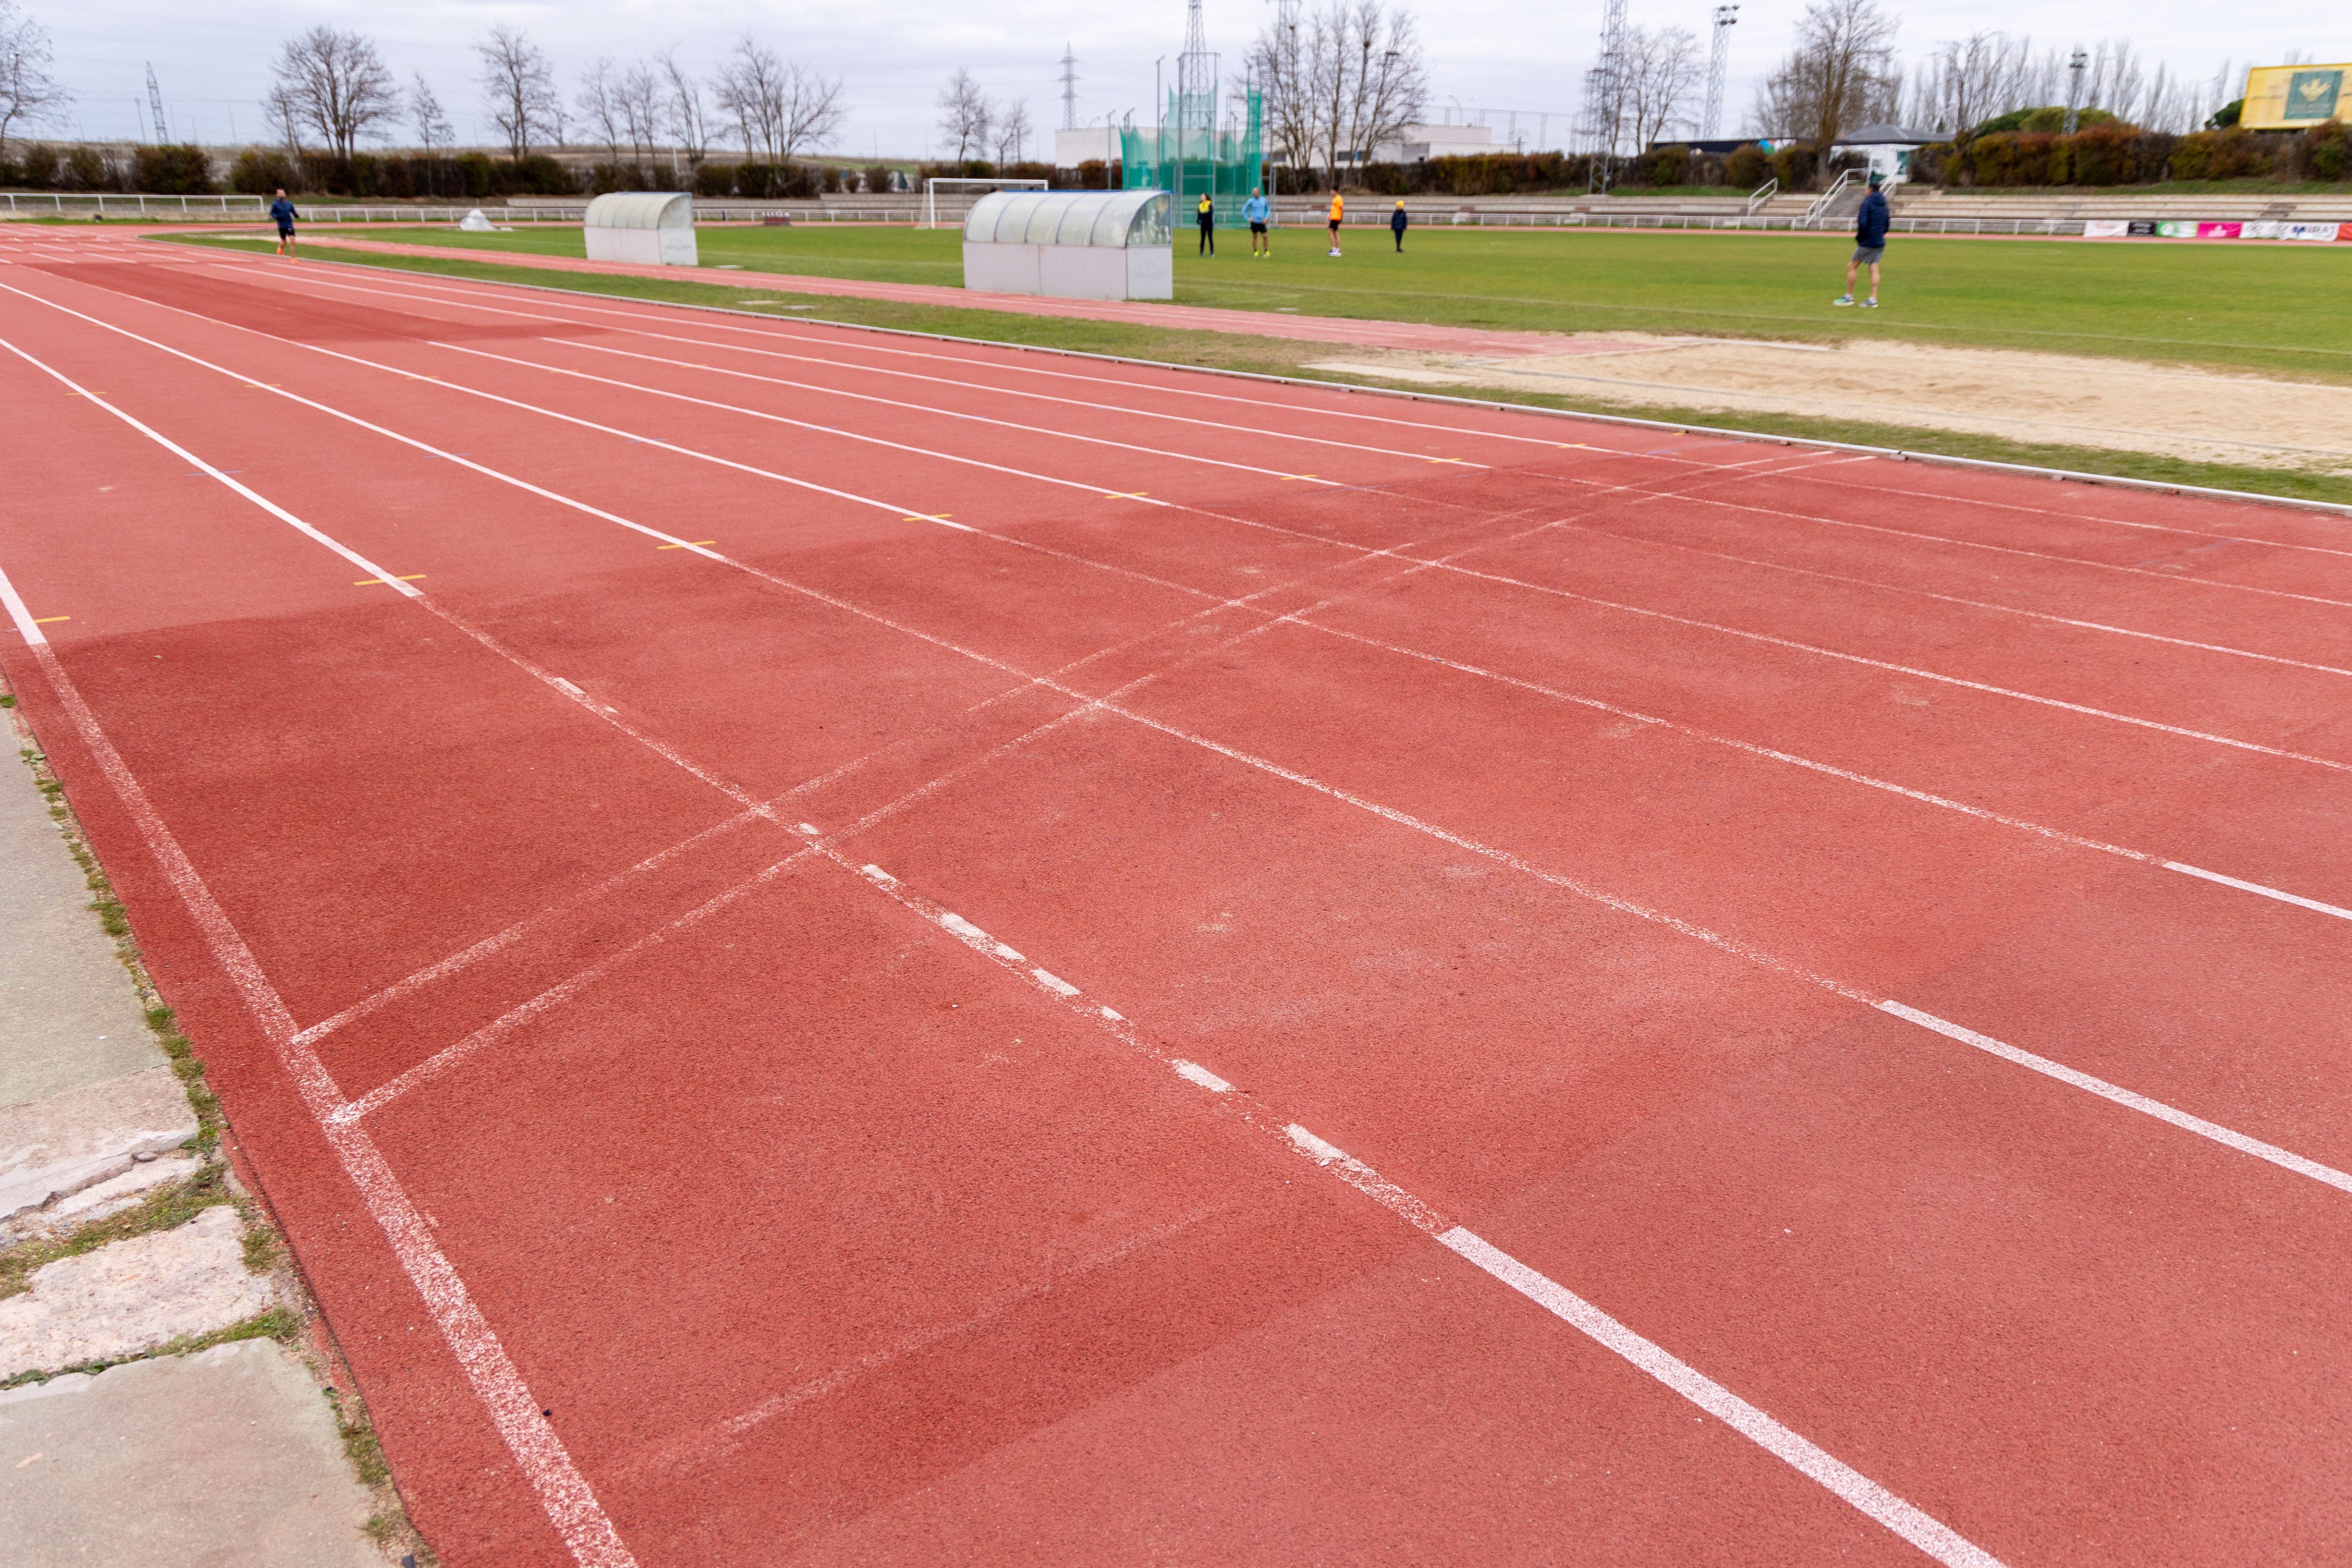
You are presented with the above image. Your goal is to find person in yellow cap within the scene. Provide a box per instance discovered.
[1196,192,1215,255]
[1391,199,1409,252]
[1326,191,1344,255]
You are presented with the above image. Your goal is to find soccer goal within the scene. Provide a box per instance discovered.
[923,176,1049,230]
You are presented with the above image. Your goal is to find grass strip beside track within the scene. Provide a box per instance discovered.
[249,223,2352,382]
[165,233,2352,510]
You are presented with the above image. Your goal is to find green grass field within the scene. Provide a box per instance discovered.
[171,229,2352,507]
[308,221,2352,382]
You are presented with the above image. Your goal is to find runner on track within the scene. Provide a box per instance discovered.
[1326,191,1344,255]
[1244,186,1271,257]
[1197,192,1215,256]
[270,189,300,259]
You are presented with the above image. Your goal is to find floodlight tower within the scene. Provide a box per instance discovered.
[2063,47,2088,134]
[1061,45,1080,130]
[1586,0,1629,192]
[145,63,168,144]
[1176,0,1217,201]
[1702,6,1738,140]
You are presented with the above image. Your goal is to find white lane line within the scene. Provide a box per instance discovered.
[1295,615,2352,926]
[1569,523,2352,682]
[1439,1229,2007,1568]
[210,261,1491,470]
[43,264,2352,1188]
[0,565,638,1568]
[468,334,1343,486]
[1879,1002,2352,1195]
[1420,553,2352,774]
[1069,691,2352,1195]
[0,335,422,598]
[813,848,2006,1567]
[0,566,49,645]
[438,335,1297,500]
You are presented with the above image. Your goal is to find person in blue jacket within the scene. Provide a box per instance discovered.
[1244,187,1271,257]
[270,188,300,259]
[1390,199,1409,252]
[1834,171,1889,307]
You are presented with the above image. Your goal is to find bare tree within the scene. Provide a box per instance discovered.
[577,57,625,162]
[994,99,1033,164]
[1902,32,2031,138]
[618,61,663,169]
[659,49,711,167]
[269,26,400,159]
[777,63,846,161]
[409,72,455,153]
[1298,0,1428,190]
[1748,0,1901,151]
[476,23,562,159]
[1626,25,1704,150]
[262,81,304,153]
[937,68,992,162]
[1242,4,1314,175]
[0,0,67,159]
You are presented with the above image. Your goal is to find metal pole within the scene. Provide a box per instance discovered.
[1702,6,1739,141]
[2063,48,2088,135]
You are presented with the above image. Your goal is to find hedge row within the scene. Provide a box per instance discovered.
[1915,123,2348,187]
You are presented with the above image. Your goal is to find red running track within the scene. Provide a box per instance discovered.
[4,227,2352,1567]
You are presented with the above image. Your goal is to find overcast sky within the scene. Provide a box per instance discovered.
[29,0,2338,154]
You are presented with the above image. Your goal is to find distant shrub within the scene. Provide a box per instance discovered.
[694,161,735,198]
[1725,143,1770,187]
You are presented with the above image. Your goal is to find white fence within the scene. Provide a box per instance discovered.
[2,195,911,224]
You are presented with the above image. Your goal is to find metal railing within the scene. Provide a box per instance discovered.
[1803,168,1859,221]
[1745,177,1778,215]
[4,192,265,215]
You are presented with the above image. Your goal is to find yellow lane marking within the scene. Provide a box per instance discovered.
[1104,491,1150,500]
[1279,474,1318,481]
[902,513,952,523]
[33,615,70,624]
[354,574,426,586]
[656,540,718,549]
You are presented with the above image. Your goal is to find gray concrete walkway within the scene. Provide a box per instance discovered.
[2,700,392,1561]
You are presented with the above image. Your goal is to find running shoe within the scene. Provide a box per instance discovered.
[1831,294,1855,306]
[1859,299,1879,308]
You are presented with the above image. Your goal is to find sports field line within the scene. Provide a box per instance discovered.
[212,251,2352,576]
[1536,464,2352,616]
[22,273,2352,1195]
[215,260,1497,470]
[1413,546,2352,774]
[1563,524,2352,682]
[0,279,1235,610]
[1,409,2008,1563]
[23,271,2352,940]
[825,846,2010,1568]
[0,611,633,1561]
[431,335,1341,490]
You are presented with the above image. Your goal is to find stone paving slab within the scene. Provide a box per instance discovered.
[0,1337,383,1567]
[0,724,160,1107]
[0,1065,197,1236]
[0,1207,274,1379]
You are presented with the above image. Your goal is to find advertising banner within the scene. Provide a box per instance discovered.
[2242,64,2349,130]
[2195,222,2243,239]
[2155,221,2197,237]
[2083,220,2130,238]
[2126,220,2159,236]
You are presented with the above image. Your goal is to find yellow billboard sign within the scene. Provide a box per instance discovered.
[2243,65,2348,130]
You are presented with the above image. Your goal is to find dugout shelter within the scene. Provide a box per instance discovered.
[961,190,1175,302]
[583,192,698,267]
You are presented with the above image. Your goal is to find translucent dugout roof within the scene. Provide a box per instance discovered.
[963,190,1173,248]
[583,192,694,230]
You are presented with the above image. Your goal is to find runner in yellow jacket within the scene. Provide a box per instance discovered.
[1326,193,1344,255]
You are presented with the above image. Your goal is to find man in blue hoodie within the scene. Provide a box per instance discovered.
[270,188,299,259]
[1243,187,1271,257]
[1834,171,1889,308]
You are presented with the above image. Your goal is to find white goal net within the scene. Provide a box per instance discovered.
[922,177,1050,229]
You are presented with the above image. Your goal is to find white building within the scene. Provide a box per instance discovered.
[1368,123,1497,164]
[1054,127,1122,168]
[1828,123,1939,184]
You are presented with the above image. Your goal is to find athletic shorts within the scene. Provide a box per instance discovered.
[1851,244,1884,264]
[276,224,294,238]
[1249,222,1266,234]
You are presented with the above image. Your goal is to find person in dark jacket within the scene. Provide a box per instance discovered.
[1390,199,1409,252]
[270,189,300,259]
[1834,172,1889,307]
[1197,193,1215,256]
